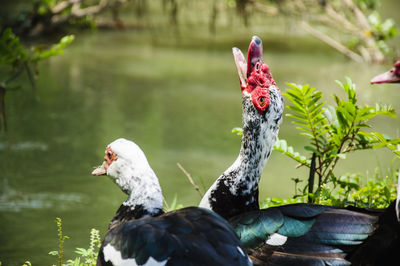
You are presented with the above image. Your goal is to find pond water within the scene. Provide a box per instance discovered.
[1,4,400,265]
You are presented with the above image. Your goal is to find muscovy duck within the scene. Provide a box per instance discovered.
[199,36,284,219]
[92,138,253,266]
[371,61,400,84]
[200,36,400,265]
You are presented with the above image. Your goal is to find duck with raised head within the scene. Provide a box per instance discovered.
[371,61,400,84]
[200,36,400,265]
[199,36,284,219]
[92,138,253,266]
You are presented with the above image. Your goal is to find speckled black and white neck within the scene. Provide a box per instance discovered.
[105,139,164,225]
[199,86,283,219]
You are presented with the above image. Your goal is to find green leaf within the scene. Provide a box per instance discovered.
[274,138,310,166]
[304,145,318,153]
[279,139,287,151]
[286,112,307,121]
[75,247,89,256]
[286,104,306,115]
[293,120,311,128]
[231,127,243,136]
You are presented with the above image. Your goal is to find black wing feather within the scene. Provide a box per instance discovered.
[99,206,252,266]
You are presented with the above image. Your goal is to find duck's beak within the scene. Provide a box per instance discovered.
[92,161,107,176]
[370,69,400,84]
[233,47,247,90]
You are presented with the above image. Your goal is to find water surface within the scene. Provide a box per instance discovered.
[1,11,400,265]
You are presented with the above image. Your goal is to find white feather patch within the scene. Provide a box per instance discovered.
[103,244,167,266]
[237,246,245,256]
[265,233,287,246]
[199,186,213,209]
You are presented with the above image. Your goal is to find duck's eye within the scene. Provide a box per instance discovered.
[259,97,266,105]
[107,151,113,158]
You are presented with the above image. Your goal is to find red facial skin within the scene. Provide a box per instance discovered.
[395,61,400,77]
[104,146,118,170]
[233,36,279,114]
[245,62,276,114]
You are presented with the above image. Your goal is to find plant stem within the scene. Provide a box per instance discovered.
[0,85,7,131]
[308,153,317,203]
[177,163,203,198]
[23,62,36,95]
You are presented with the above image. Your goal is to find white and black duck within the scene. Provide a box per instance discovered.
[371,61,400,84]
[92,138,253,266]
[200,36,400,265]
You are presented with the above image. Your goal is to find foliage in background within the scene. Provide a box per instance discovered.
[233,78,398,208]
[0,27,74,130]
[49,218,101,266]
[1,0,397,63]
[0,27,74,88]
[2,0,128,38]
[280,78,396,204]
[261,169,398,209]
[233,0,398,63]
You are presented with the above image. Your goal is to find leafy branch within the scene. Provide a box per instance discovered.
[0,27,74,88]
[281,78,396,202]
[0,27,74,131]
[232,78,397,205]
[6,0,129,38]
[359,131,400,158]
[273,138,310,167]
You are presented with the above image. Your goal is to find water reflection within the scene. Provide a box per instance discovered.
[0,179,84,212]
[0,141,48,151]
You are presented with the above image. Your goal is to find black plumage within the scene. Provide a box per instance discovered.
[98,207,252,266]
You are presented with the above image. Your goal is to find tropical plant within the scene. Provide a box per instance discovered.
[278,78,396,202]
[233,78,398,206]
